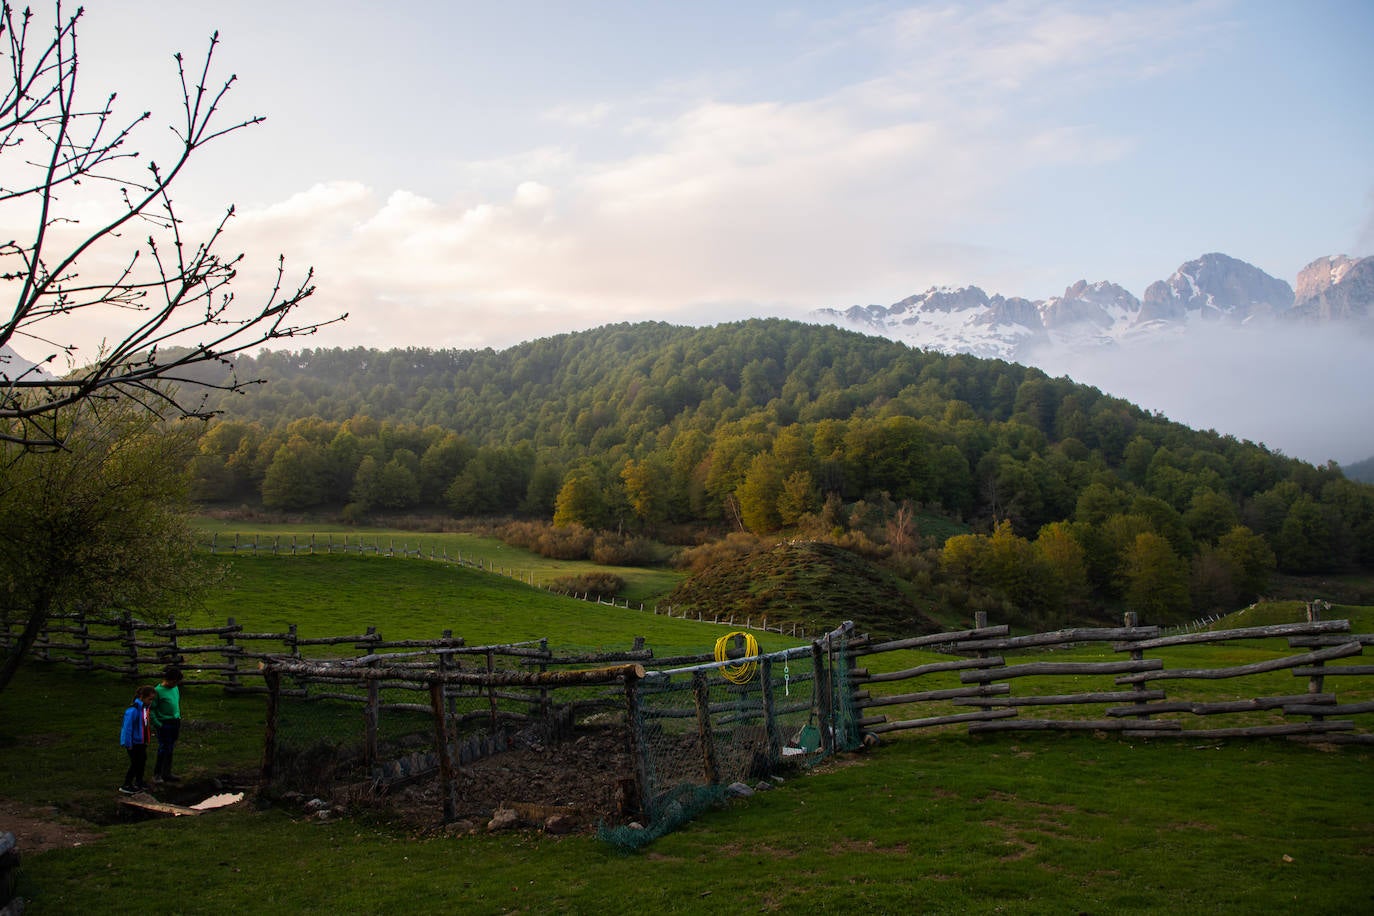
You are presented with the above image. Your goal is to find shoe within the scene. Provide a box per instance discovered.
[135,782,150,791]
[118,785,136,795]
[163,775,181,783]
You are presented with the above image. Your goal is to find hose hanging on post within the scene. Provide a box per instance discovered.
[714,631,760,684]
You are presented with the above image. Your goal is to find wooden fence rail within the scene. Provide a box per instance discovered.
[847,607,1373,744]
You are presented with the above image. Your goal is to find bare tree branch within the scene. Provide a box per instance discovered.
[0,1,345,449]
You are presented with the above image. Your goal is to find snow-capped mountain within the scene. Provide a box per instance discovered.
[812,252,1370,362]
[0,343,53,382]
[1291,254,1374,322]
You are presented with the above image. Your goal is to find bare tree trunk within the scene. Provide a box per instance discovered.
[0,594,52,693]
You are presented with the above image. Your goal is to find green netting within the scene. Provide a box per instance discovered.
[600,628,857,851]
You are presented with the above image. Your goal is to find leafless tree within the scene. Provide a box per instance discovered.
[0,2,344,450]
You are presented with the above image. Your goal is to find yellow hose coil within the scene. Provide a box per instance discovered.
[714,631,760,684]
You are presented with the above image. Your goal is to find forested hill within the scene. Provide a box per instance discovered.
[185,319,1374,592]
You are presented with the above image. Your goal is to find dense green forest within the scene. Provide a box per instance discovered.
[182,319,1374,627]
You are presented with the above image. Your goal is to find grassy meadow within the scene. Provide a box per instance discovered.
[4,531,1374,913]
[193,518,683,606]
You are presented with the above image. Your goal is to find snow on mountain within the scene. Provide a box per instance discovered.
[810,252,1368,362]
[0,343,53,382]
[1137,252,1293,327]
[1291,254,1374,322]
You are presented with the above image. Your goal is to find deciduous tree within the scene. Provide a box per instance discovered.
[0,397,215,691]
[0,3,342,450]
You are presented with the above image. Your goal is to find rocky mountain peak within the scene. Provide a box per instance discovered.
[810,251,1369,363]
[1295,255,1359,303]
[1138,252,1294,325]
[1040,280,1140,331]
[1291,254,1374,321]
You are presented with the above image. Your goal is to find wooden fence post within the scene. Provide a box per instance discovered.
[260,668,281,784]
[623,669,652,819]
[440,629,458,717]
[760,656,782,769]
[811,640,833,755]
[362,626,381,765]
[74,608,91,671]
[122,612,138,677]
[1306,599,1326,718]
[430,680,457,821]
[1124,611,1150,720]
[691,670,720,786]
[485,648,499,731]
[165,615,180,667]
[225,617,240,691]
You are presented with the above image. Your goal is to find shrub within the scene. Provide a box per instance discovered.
[550,572,625,599]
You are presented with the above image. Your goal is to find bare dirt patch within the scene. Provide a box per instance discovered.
[0,797,104,855]
[380,725,636,833]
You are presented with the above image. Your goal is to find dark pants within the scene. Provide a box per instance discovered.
[155,718,181,778]
[123,744,148,788]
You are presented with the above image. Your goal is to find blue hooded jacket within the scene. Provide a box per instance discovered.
[119,698,150,748]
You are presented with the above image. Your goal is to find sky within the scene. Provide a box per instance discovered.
[8,1,1374,463]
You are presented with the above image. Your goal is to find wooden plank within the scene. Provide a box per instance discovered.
[1116,642,1363,684]
[849,626,1010,656]
[1128,620,1350,651]
[858,684,1009,709]
[262,659,645,686]
[118,795,201,817]
[955,627,1159,652]
[1134,722,1355,739]
[1291,665,1374,677]
[968,718,1182,734]
[859,656,1005,684]
[961,659,1162,683]
[1287,634,1374,648]
[867,708,1018,733]
[1283,700,1374,715]
[956,689,1167,708]
[1106,694,1336,717]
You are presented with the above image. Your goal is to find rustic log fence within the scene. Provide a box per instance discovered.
[8,600,1370,842]
[847,606,1374,744]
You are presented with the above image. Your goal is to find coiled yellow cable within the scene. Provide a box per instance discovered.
[714,631,760,684]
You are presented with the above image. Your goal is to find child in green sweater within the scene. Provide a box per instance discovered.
[151,666,184,782]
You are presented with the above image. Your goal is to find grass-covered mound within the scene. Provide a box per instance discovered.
[664,540,939,640]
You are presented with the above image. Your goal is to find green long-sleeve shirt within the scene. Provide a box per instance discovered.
[151,683,182,727]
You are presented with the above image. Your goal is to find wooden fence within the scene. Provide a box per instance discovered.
[846,608,1374,744]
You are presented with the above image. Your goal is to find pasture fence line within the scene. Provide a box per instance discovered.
[7,596,1372,843]
[205,531,808,638]
[845,605,1374,745]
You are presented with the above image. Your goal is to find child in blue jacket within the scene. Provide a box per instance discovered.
[119,686,156,794]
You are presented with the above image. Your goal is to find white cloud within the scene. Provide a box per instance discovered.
[148,2,1203,353]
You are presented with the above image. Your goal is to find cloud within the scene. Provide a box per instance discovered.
[10,1,1249,362]
[1034,319,1374,465]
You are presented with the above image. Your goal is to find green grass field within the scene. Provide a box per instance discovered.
[4,540,1374,914]
[187,552,733,656]
[193,519,684,606]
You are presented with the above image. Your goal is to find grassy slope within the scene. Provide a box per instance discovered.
[191,553,718,655]
[10,679,1372,914]
[6,554,1374,913]
[193,519,683,606]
